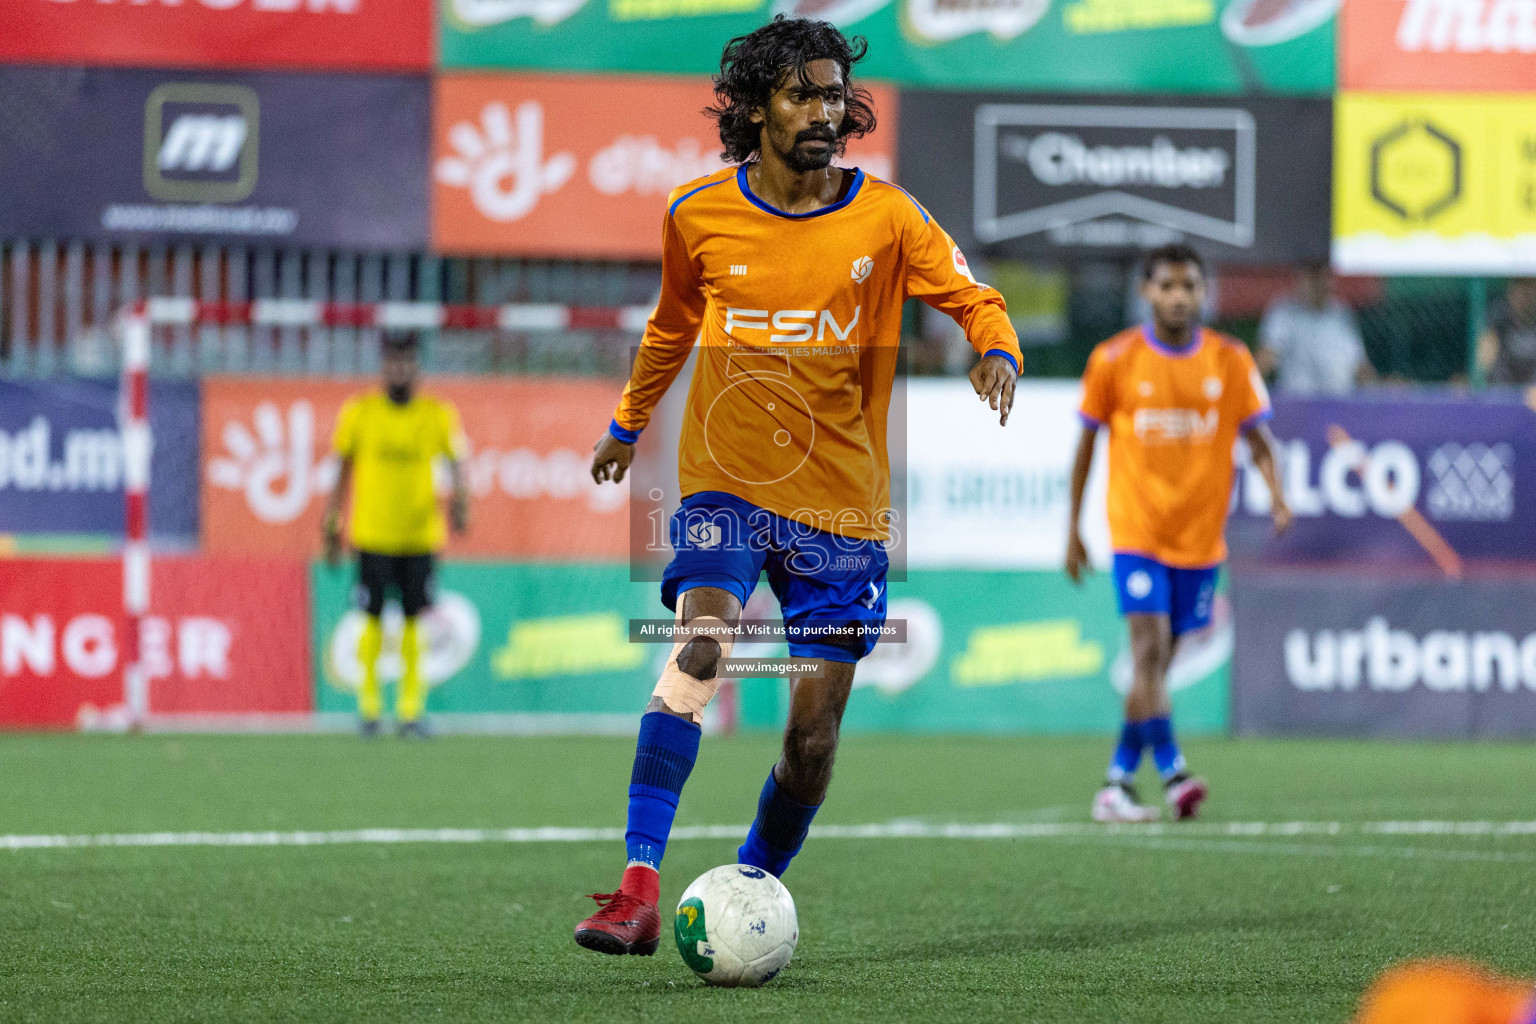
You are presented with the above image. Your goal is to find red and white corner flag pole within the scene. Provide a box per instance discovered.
[119,305,152,727]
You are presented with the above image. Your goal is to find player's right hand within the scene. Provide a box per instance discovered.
[1065,530,1090,585]
[968,353,1017,427]
[322,511,343,568]
[592,432,635,485]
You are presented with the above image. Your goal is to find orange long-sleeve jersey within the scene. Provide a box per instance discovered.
[610,164,1022,541]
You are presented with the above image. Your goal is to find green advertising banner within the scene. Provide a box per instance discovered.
[311,561,670,723]
[439,0,1336,94]
[312,562,1230,735]
[738,569,1230,734]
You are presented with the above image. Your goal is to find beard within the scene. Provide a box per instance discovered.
[781,127,837,172]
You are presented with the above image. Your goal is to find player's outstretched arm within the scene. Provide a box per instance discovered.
[591,432,634,485]
[1243,422,1293,536]
[596,205,704,481]
[900,205,1023,426]
[968,353,1017,427]
[1064,424,1097,584]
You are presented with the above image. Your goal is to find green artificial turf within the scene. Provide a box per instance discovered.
[1,733,1533,1023]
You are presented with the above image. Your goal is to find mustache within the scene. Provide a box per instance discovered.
[795,127,837,145]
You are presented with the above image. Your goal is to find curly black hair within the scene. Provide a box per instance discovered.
[1141,242,1206,281]
[706,15,877,165]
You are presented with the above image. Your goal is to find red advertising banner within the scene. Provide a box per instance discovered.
[1341,0,1536,90]
[432,72,898,259]
[0,556,310,728]
[0,0,431,72]
[201,377,629,558]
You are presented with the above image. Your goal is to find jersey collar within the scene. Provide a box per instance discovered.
[736,163,865,220]
[1142,322,1206,358]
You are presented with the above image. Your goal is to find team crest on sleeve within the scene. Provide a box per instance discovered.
[952,245,977,284]
[851,256,874,283]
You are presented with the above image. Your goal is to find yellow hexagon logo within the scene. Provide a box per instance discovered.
[1370,120,1462,223]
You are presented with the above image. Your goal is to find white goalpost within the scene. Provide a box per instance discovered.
[108,297,656,732]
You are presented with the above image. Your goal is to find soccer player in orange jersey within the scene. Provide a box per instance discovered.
[1066,244,1291,824]
[573,17,1022,956]
[1354,960,1536,1024]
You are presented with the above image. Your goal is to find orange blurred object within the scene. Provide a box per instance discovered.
[1355,961,1535,1024]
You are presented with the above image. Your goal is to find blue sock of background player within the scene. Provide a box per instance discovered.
[1107,719,1147,784]
[1144,716,1186,782]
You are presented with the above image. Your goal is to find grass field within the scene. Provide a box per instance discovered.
[2,733,1534,1023]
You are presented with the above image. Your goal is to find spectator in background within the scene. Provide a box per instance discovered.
[1257,264,1374,395]
[1478,278,1536,386]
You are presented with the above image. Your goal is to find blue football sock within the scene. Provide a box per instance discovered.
[1106,720,1146,783]
[1145,716,1186,781]
[624,711,701,870]
[737,767,819,878]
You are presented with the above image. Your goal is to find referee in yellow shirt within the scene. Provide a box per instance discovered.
[322,334,469,737]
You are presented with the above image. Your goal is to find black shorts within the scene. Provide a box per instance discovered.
[355,551,436,618]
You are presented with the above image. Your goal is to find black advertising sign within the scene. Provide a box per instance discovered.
[1232,574,1536,739]
[0,66,429,249]
[898,91,1332,263]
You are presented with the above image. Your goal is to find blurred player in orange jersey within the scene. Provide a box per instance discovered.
[574,16,1022,956]
[1065,244,1291,824]
[1355,960,1536,1024]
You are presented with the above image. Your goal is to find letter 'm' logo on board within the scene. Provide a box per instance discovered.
[143,83,260,204]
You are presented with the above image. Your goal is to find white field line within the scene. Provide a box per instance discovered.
[1050,835,1536,865]
[3,819,1536,853]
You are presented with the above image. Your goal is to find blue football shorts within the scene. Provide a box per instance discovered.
[1111,552,1218,638]
[660,491,889,663]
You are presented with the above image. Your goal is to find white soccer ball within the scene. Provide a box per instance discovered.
[673,864,798,987]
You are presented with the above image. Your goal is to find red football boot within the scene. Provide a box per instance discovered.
[1165,774,1209,821]
[574,867,661,956]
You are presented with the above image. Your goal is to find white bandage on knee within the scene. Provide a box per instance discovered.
[652,615,736,723]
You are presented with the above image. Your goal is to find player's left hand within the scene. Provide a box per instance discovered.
[592,432,634,484]
[969,354,1016,427]
[449,492,469,534]
[1271,497,1294,536]
[322,509,343,567]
